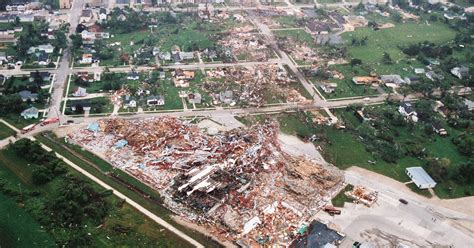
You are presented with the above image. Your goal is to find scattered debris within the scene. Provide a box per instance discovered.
[69,117,344,246]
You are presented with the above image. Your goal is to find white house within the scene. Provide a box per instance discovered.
[81,30,96,40]
[72,87,87,97]
[406,167,437,189]
[80,54,93,64]
[21,107,39,119]
[147,95,165,106]
[123,95,137,108]
[450,66,470,79]
[99,8,107,22]
[127,71,139,80]
[27,44,55,54]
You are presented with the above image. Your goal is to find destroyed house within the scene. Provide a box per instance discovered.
[306,20,330,35]
[381,75,405,85]
[451,66,470,79]
[174,69,194,80]
[352,76,379,85]
[432,122,447,136]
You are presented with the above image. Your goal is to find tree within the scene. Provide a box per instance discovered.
[426,158,451,182]
[70,34,83,51]
[351,58,362,67]
[51,29,68,50]
[452,133,474,156]
[453,159,474,184]
[382,52,393,64]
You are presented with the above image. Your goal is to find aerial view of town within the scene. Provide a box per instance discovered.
[0,0,472,247]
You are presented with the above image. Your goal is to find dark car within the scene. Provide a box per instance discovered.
[399,199,408,204]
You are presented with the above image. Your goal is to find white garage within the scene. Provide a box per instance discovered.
[406,167,437,189]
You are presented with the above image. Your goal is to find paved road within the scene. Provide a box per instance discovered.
[248,10,324,104]
[46,0,84,119]
[36,138,204,248]
[337,168,474,247]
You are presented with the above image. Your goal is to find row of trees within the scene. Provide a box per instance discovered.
[1,139,113,246]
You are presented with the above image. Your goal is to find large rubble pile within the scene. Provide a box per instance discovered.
[345,185,378,207]
[69,117,344,246]
[204,65,310,106]
[218,33,271,62]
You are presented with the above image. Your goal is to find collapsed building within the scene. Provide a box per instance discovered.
[204,65,310,106]
[218,32,271,62]
[69,117,344,246]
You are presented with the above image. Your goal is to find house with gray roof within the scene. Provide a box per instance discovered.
[21,106,39,119]
[18,90,38,102]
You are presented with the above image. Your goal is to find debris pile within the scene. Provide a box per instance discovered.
[345,185,378,207]
[218,33,270,62]
[69,117,344,245]
[204,65,310,106]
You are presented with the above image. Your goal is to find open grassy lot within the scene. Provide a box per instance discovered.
[35,133,222,247]
[0,122,16,140]
[313,65,380,99]
[273,16,302,28]
[274,29,315,47]
[0,139,196,247]
[331,184,354,207]
[0,192,55,247]
[342,22,456,75]
[1,113,41,129]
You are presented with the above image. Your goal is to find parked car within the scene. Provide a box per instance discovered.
[399,198,408,204]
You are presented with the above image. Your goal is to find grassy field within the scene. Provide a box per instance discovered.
[331,184,354,207]
[0,122,16,140]
[274,29,315,47]
[342,22,456,75]
[0,193,56,247]
[35,133,222,247]
[273,16,302,28]
[1,114,40,129]
[313,65,380,99]
[0,140,196,247]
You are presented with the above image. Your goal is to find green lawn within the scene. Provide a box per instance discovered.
[274,29,315,47]
[0,122,16,140]
[406,183,433,198]
[0,193,56,247]
[331,184,354,207]
[313,65,380,99]
[1,114,40,129]
[342,22,456,75]
[273,16,302,28]
[65,97,114,115]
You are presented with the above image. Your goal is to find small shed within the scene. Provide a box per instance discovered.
[406,167,437,189]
